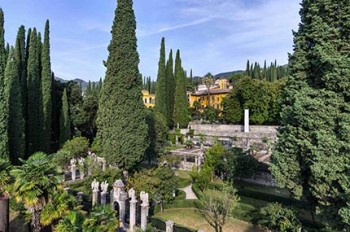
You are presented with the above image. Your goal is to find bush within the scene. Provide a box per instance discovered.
[61,136,90,158]
[51,150,73,170]
[168,133,176,144]
[254,203,301,232]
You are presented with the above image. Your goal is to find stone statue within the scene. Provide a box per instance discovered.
[140,191,149,205]
[78,157,85,166]
[70,158,76,166]
[91,179,99,192]
[128,188,136,201]
[101,181,109,194]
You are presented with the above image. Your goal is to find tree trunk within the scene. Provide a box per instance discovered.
[32,210,42,232]
[0,197,9,232]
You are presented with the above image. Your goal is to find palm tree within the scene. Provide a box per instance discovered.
[10,152,63,232]
[82,205,119,232]
[0,159,11,232]
[203,72,214,107]
[55,211,84,232]
[41,189,82,229]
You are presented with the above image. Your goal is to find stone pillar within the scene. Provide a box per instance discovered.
[140,192,149,231]
[102,159,106,172]
[244,109,249,133]
[175,135,179,145]
[92,190,99,206]
[71,164,76,181]
[195,156,198,167]
[80,167,84,180]
[129,199,137,231]
[166,220,174,232]
[118,197,126,227]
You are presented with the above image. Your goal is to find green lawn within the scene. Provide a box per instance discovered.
[155,208,264,232]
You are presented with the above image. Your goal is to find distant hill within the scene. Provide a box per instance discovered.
[54,76,90,90]
[214,70,245,79]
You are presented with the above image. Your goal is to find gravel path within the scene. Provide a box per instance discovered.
[180,184,198,200]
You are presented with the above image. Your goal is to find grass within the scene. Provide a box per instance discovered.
[155,208,264,232]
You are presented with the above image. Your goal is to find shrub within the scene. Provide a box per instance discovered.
[61,136,90,158]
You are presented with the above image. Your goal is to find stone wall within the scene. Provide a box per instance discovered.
[185,123,278,153]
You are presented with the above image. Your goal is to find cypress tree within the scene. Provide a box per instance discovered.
[245,60,250,77]
[26,28,43,155]
[0,8,9,159]
[263,60,267,80]
[15,26,27,120]
[59,88,70,147]
[166,49,174,127]
[270,0,350,229]
[173,50,189,128]
[96,0,148,169]
[155,37,167,119]
[4,47,25,164]
[41,20,52,153]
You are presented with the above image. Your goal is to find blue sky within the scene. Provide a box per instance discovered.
[1,0,301,82]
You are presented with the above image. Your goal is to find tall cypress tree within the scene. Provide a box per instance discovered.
[173,50,189,128]
[270,0,350,229]
[245,60,250,77]
[4,47,25,164]
[41,20,52,153]
[155,37,167,119]
[14,26,27,120]
[0,8,9,159]
[166,49,174,127]
[59,88,70,147]
[27,28,43,155]
[96,0,148,169]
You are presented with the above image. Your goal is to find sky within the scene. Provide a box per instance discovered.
[1,0,301,82]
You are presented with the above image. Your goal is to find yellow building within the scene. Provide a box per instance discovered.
[142,90,155,108]
[188,79,231,110]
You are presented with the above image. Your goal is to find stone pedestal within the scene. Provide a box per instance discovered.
[101,192,107,205]
[140,204,149,231]
[80,168,84,180]
[244,109,249,133]
[102,160,106,171]
[175,135,179,145]
[71,165,76,181]
[129,199,137,231]
[92,190,99,206]
[166,220,174,232]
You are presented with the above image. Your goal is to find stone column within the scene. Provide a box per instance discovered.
[71,164,76,181]
[140,192,149,231]
[175,135,179,145]
[195,156,198,167]
[129,199,137,231]
[92,190,99,206]
[118,196,126,227]
[80,167,84,180]
[166,220,174,232]
[102,159,106,172]
[244,109,249,133]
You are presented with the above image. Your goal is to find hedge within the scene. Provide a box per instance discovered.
[151,217,197,232]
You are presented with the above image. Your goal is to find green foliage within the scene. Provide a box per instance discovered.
[55,211,85,232]
[59,88,71,147]
[4,47,25,164]
[145,110,168,163]
[0,9,8,160]
[41,20,52,153]
[0,158,11,197]
[10,152,63,231]
[155,37,167,120]
[270,1,350,229]
[27,28,44,156]
[222,77,285,125]
[173,50,189,128]
[255,203,301,232]
[190,166,212,191]
[82,205,118,232]
[159,154,181,168]
[61,136,89,158]
[129,167,178,212]
[96,0,148,170]
[166,49,175,127]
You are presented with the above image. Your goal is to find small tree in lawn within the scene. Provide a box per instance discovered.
[197,184,239,232]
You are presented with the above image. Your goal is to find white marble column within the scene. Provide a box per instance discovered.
[91,179,100,206]
[166,220,174,232]
[102,159,106,172]
[244,109,250,133]
[140,192,149,231]
[71,165,76,181]
[129,189,137,232]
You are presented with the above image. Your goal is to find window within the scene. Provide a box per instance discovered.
[212,96,215,101]
[144,98,147,104]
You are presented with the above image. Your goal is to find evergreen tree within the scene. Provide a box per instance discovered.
[166,49,174,127]
[41,20,52,153]
[96,0,148,169]
[26,28,43,155]
[263,60,267,80]
[173,50,189,128]
[270,0,350,229]
[59,88,70,147]
[0,8,9,159]
[155,37,167,119]
[14,26,27,121]
[4,48,25,164]
[245,60,250,77]
[86,81,92,96]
